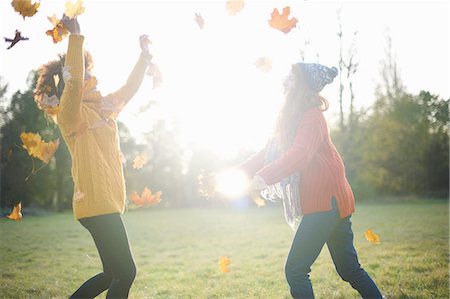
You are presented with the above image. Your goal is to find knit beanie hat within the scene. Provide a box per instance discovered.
[297,63,338,92]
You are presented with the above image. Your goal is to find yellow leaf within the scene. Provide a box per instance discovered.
[11,0,40,19]
[64,0,85,18]
[133,154,148,169]
[38,139,60,164]
[252,196,266,207]
[226,0,244,16]
[268,6,298,34]
[20,132,42,158]
[364,229,381,245]
[7,203,22,221]
[219,256,231,273]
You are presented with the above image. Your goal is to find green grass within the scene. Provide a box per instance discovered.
[0,200,448,298]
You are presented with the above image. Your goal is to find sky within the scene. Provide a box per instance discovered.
[1,0,449,157]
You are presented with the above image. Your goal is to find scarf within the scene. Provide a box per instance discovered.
[260,136,302,230]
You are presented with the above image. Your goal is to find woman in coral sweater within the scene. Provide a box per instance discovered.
[240,62,383,298]
[34,16,153,298]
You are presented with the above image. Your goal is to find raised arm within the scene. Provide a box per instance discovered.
[102,35,152,117]
[57,16,84,135]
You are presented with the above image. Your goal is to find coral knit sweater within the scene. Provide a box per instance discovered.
[57,34,147,220]
[240,108,355,218]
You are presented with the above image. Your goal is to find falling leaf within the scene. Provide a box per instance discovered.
[268,6,298,34]
[226,0,244,15]
[11,0,40,19]
[146,63,163,89]
[252,196,266,207]
[73,191,85,202]
[20,132,59,164]
[198,170,216,198]
[364,229,381,245]
[46,15,69,43]
[194,13,204,29]
[7,203,22,221]
[4,30,29,50]
[254,57,272,72]
[133,154,148,169]
[219,256,231,273]
[130,187,162,207]
[64,0,85,18]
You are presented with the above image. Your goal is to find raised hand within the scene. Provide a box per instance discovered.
[139,34,152,61]
[61,14,81,34]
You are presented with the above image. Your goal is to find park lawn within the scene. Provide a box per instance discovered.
[0,200,448,299]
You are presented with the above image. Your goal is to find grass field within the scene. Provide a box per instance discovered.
[0,200,448,299]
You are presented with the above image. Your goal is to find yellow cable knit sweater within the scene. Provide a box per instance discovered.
[57,34,147,220]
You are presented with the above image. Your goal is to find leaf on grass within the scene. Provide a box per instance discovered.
[64,0,85,18]
[219,256,231,273]
[226,0,244,16]
[11,0,40,19]
[130,187,162,207]
[194,13,205,29]
[254,57,272,72]
[364,229,381,245]
[133,154,148,169]
[46,15,69,43]
[268,6,298,34]
[7,203,22,221]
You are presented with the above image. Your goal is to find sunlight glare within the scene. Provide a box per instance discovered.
[215,168,249,199]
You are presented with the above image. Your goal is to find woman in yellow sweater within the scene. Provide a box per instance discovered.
[34,16,152,298]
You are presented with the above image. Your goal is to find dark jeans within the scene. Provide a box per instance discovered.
[70,213,136,299]
[285,199,382,299]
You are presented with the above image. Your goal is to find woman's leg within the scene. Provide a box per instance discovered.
[70,213,136,299]
[285,200,340,299]
[326,216,382,298]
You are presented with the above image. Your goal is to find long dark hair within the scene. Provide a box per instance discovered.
[274,64,329,153]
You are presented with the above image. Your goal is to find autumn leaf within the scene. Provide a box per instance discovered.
[64,0,85,19]
[11,0,40,19]
[219,256,231,273]
[7,203,22,221]
[268,6,298,34]
[133,154,148,169]
[194,13,205,29]
[46,15,69,44]
[364,229,381,245]
[20,132,59,164]
[254,57,272,72]
[130,187,162,207]
[198,170,216,198]
[252,196,266,207]
[226,0,244,16]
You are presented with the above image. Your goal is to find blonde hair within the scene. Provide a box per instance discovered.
[274,64,329,152]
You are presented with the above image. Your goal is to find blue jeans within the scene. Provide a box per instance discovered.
[285,199,382,299]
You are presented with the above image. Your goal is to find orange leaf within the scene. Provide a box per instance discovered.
[226,0,244,16]
[364,229,381,245]
[268,6,298,34]
[130,187,162,207]
[20,132,42,158]
[11,0,40,19]
[133,154,148,169]
[219,256,231,273]
[7,203,22,221]
[46,15,69,43]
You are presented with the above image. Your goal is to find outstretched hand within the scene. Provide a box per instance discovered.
[139,34,152,61]
[61,14,81,34]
